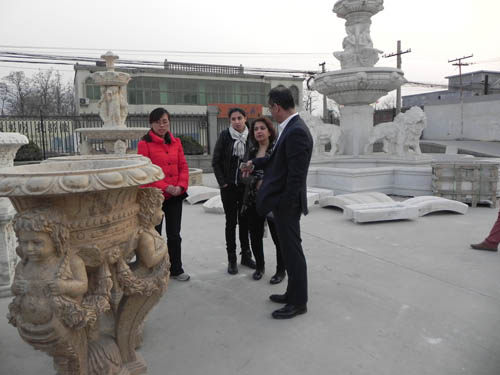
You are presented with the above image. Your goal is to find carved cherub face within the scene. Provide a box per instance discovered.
[18,230,56,263]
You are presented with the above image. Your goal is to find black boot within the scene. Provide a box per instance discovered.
[228,261,238,275]
[227,252,238,274]
[240,250,256,269]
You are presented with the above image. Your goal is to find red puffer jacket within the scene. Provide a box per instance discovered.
[137,130,189,199]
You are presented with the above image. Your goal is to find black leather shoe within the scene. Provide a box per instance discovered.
[240,255,256,269]
[227,261,238,275]
[272,304,307,319]
[470,240,498,251]
[270,272,285,285]
[269,293,288,304]
[252,269,264,280]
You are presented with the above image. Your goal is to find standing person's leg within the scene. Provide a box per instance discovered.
[164,197,189,280]
[236,184,255,269]
[486,210,500,244]
[220,185,239,273]
[471,209,500,251]
[270,206,308,319]
[247,206,265,279]
[267,216,286,284]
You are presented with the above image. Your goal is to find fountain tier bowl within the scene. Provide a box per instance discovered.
[76,127,148,140]
[0,157,164,196]
[313,67,406,105]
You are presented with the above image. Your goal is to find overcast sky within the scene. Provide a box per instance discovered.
[1,0,500,91]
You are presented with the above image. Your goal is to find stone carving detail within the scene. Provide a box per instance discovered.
[98,86,128,128]
[300,111,344,156]
[0,132,28,297]
[76,51,147,155]
[1,157,168,374]
[364,107,427,156]
[333,0,384,69]
[8,208,95,374]
[114,140,127,155]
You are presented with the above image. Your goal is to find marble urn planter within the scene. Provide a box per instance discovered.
[0,157,170,375]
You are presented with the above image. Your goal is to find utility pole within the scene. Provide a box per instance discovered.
[383,41,411,114]
[448,54,473,140]
[448,54,473,98]
[319,62,328,121]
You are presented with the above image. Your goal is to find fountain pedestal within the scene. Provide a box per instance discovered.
[340,105,373,156]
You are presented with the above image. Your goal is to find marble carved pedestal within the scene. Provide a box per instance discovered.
[0,157,169,375]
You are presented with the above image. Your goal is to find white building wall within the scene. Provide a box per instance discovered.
[422,94,500,141]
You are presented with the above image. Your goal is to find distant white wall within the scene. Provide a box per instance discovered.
[422,94,500,140]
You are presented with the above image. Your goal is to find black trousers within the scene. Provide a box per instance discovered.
[273,205,308,305]
[247,206,285,273]
[155,196,184,276]
[220,184,250,262]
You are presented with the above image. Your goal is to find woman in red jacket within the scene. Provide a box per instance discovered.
[138,107,190,281]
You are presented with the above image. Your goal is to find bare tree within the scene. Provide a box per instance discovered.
[0,82,8,116]
[1,70,75,116]
[3,71,33,115]
[32,69,54,113]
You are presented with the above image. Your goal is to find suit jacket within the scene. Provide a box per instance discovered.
[253,114,313,217]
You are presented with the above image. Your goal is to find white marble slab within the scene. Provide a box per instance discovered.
[344,202,419,223]
[319,192,394,210]
[404,196,468,216]
[202,195,224,214]
[307,187,334,200]
[186,186,220,205]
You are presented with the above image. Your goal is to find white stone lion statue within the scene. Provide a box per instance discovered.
[364,106,426,156]
[300,111,343,156]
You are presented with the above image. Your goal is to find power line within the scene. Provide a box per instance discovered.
[383,40,412,114]
[0,50,321,76]
[0,44,332,56]
[448,54,473,98]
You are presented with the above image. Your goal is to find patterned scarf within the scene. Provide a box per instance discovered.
[229,126,248,159]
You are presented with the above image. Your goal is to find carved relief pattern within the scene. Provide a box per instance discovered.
[0,159,163,196]
[3,159,169,375]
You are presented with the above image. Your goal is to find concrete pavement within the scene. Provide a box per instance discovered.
[1,176,500,375]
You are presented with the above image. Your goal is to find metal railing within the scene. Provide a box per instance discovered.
[0,113,209,160]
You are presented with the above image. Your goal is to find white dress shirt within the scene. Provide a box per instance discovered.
[275,112,299,145]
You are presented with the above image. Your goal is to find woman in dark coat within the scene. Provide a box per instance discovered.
[212,108,255,275]
[242,117,285,283]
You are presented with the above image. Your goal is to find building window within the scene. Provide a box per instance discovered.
[85,78,101,101]
[126,76,270,106]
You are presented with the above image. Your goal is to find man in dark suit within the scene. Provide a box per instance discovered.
[249,86,313,319]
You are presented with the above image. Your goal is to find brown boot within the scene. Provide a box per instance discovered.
[470,240,498,252]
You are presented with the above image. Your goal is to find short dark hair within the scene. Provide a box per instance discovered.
[249,117,277,146]
[149,107,171,124]
[268,85,295,110]
[228,107,247,118]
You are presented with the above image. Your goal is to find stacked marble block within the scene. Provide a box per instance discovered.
[0,132,28,297]
[432,161,500,208]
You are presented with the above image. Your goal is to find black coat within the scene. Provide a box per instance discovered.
[253,115,313,216]
[211,128,250,187]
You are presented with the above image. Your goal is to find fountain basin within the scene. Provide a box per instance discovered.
[93,70,130,86]
[313,67,406,105]
[76,127,147,139]
[308,155,432,195]
[0,157,163,196]
[333,0,384,18]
